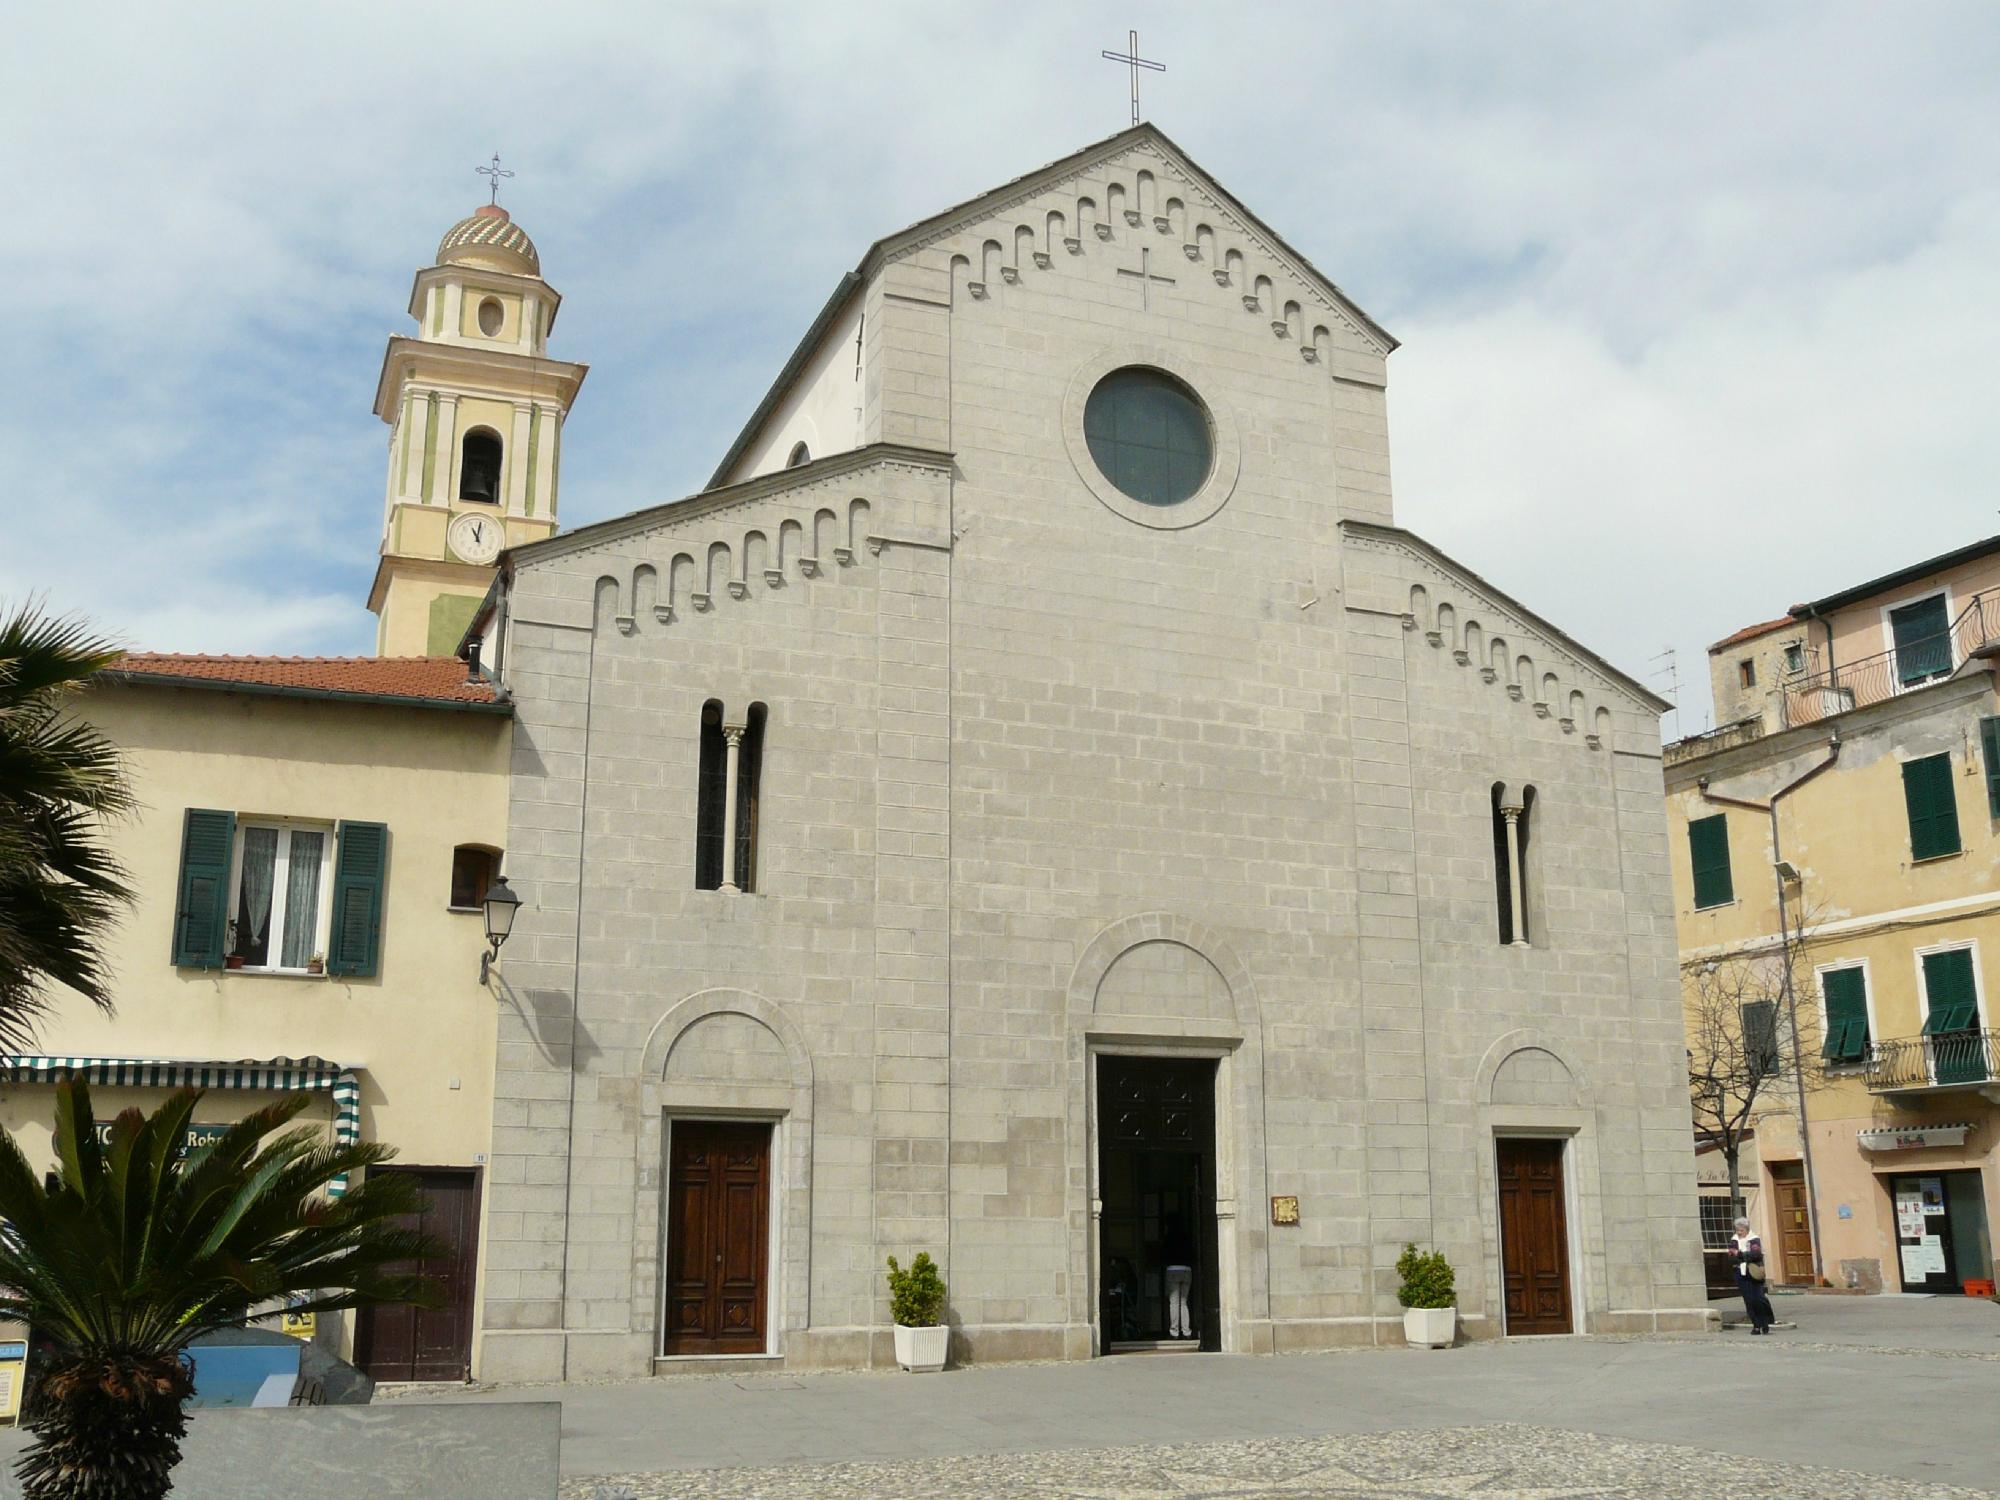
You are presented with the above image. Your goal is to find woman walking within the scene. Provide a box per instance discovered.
[1729,1216,1776,1334]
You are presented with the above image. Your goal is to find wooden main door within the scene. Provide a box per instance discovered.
[355,1167,481,1382]
[662,1120,771,1356]
[1497,1138,1572,1335]
[1771,1167,1815,1284]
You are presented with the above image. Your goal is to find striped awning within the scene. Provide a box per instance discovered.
[0,1055,363,1196]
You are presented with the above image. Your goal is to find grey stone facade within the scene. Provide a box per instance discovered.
[474,125,1709,1382]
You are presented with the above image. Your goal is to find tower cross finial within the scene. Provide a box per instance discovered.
[1100,29,1165,128]
[476,152,514,207]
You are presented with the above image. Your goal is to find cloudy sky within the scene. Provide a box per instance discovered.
[4,3,1995,734]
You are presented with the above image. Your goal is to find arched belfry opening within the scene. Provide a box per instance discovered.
[460,427,503,504]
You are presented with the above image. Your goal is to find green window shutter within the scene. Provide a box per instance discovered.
[1688,814,1734,909]
[1820,968,1869,1062]
[1902,754,1962,861]
[1981,717,2000,818]
[170,809,236,968]
[326,821,388,978]
[1920,949,1977,1033]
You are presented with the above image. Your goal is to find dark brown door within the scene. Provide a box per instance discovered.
[355,1167,481,1382]
[662,1121,771,1356]
[1497,1138,1572,1335]
[1771,1168,1815,1284]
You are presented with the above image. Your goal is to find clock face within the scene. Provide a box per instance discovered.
[448,511,503,565]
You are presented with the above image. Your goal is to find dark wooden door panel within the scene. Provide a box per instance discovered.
[1497,1138,1572,1336]
[356,1167,481,1382]
[1773,1175,1815,1284]
[662,1121,771,1357]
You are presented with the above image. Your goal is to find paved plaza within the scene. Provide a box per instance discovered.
[401,1295,2000,1498]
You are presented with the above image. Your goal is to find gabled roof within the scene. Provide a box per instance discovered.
[1343,520,1671,713]
[107,654,509,714]
[1708,616,1797,654]
[708,123,1395,488]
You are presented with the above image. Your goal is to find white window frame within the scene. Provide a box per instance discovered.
[225,819,336,976]
[1879,586,1954,692]
[1912,937,1986,1084]
[1814,957,1875,1070]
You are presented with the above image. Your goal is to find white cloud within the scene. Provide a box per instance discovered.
[2,0,1995,725]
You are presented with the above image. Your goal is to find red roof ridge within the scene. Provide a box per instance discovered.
[1707,616,1796,653]
[107,653,504,710]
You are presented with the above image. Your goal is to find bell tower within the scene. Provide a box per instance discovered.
[369,173,587,657]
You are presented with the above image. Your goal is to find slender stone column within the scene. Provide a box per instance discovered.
[1501,804,1528,945]
[719,724,745,894]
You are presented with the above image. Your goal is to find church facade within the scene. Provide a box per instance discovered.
[468,125,1710,1381]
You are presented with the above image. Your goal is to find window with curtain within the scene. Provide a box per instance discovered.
[1889,593,1951,687]
[230,823,329,970]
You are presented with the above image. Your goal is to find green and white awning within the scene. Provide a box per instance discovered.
[0,1055,363,1195]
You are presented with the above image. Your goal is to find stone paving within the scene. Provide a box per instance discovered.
[564,1423,1987,1499]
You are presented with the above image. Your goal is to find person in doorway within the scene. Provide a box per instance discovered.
[1162,1216,1196,1339]
[1728,1217,1775,1334]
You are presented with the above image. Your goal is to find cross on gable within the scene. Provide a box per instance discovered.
[1115,244,1176,311]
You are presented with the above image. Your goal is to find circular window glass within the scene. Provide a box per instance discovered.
[477,297,504,336]
[1082,367,1212,507]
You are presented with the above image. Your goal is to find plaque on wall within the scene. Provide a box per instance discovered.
[1271,1195,1300,1226]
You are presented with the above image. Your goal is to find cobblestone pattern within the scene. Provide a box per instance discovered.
[561,1423,1988,1499]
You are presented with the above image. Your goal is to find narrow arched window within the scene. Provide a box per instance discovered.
[786,441,811,468]
[734,703,767,893]
[1517,785,1536,945]
[460,428,503,504]
[1490,783,1515,945]
[695,701,726,890]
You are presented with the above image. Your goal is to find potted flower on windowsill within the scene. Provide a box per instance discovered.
[886,1252,948,1373]
[1397,1243,1457,1349]
[306,953,325,975]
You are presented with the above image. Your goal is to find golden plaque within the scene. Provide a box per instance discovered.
[1271,1195,1300,1225]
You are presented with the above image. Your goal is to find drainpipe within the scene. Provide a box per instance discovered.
[1698,735,1841,1286]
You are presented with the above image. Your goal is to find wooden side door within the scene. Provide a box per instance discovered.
[355,1167,481,1382]
[661,1121,771,1356]
[1771,1170,1816,1284]
[1497,1138,1573,1335]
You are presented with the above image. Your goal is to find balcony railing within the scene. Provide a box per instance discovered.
[1863,1030,1999,1093]
[1780,592,2000,729]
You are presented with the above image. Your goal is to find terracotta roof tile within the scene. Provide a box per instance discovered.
[1707,616,1797,653]
[109,654,503,708]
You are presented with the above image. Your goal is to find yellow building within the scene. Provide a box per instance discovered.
[1667,535,2000,1297]
[1,656,512,1379]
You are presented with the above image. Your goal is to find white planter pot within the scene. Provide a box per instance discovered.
[1403,1305,1457,1349]
[894,1322,949,1373]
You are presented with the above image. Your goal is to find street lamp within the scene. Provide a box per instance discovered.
[480,874,522,983]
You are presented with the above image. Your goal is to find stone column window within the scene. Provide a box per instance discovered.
[694,700,767,893]
[1490,783,1536,947]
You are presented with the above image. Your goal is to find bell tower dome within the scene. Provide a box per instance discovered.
[368,177,588,657]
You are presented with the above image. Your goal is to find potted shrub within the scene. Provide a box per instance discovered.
[1397,1243,1457,1349]
[886,1252,948,1372]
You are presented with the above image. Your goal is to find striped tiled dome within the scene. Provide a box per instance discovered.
[437,204,540,274]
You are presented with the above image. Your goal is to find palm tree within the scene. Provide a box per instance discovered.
[0,604,133,1050]
[0,1078,440,1500]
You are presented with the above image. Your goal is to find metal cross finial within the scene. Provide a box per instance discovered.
[476,152,514,207]
[1100,29,1165,127]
